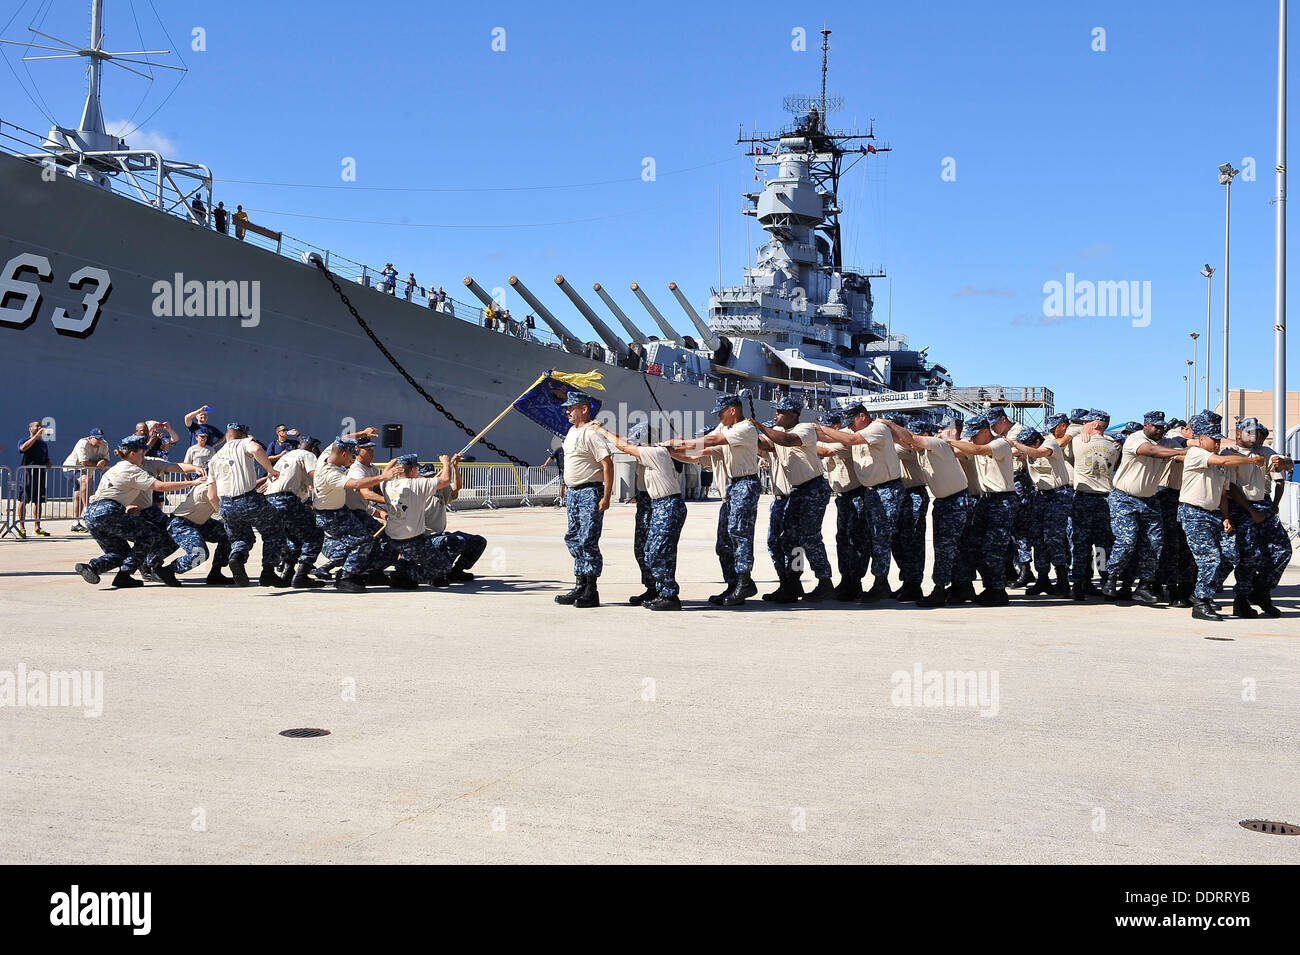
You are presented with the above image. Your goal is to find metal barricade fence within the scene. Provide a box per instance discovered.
[0,466,14,538]
[8,464,108,526]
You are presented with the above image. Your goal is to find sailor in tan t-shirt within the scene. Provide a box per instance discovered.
[816,410,868,600]
[1154,418,1193,607]
[753,396,835,603]
[1102,411,1185,603]
[587,420,688,610]
[943,413,1018,604]
[664,393,760,607]
[1059,409,1120,597]
[553,391,613,609]
[1221,416,1295,618]
[1176,412,1268,620]
[204,422,286,587]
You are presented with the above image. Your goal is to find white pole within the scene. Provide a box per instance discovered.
[1274,0,1288,445]
[1223,178,1233,419]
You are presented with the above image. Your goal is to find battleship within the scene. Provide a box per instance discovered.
[0,4,1042,468]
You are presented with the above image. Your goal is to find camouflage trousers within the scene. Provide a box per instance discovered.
[314,506,377,575]
[766,495,787,570]
[891,485,930,586]
[1011,471,1035,565]
[634,492,655,587]
[773,476,832,580]
[1106,488,1163,582]
[834,488,869,583]
[1178,503,1230,599]
[954,494,985,585]
[435,531,487,571]
[1155,486,1194,590]
[1228,502,1293,596]
[1031,486,1072,581]
[716,475,759,581]
[389,532,453,581]
[860,478,903,578]
[929,490,970,588]
[166,516,231,573]
[975,491,1017,589]
[643,494,687,598]
[83,499,170,574]
[1070,491,1114,584]
[265,492,323,569]
[219,491,285,569]
[564,483,605,577]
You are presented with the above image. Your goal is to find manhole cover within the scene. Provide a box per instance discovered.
[1205,636,1235,641]
[1239,819,1300,835]
[279,728,331,738]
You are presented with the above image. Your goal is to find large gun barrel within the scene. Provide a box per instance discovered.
[554,275,629,360]
[668,282,723,351]
[629,282,682,341]
[462,276,498,310]
[507,276,585,354]
[592,283,650,344]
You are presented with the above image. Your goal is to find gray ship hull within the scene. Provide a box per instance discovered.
[0,153,763,462]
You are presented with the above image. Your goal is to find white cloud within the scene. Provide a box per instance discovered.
[105,120,177,156]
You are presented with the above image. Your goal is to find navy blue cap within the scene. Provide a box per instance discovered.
[1143,410,1166,426]
[118,434,148,451]
[962,416,988,437]
[1084,409,1110,423]
[88,427,104,437]
[840,402,868,419]
[1190,413,1225,439]
[1069,408,1089,422]
[394,453,420,469]
[820,412,843,427]
[561,391,594,409]
[881,411,908,425]
[713,394,743,414]
[1017,427,1043,445]
[1237,416,1263,433]
[937,415,958,431]
[225,422,248,434]
[1045,412,1068,429]
[984,407,1009,425]
[1165,418,1185,430]
[1259,424,1271,438]
[1121,421,1143,435]
[417,462,439,477]
[773,396,803,413]
[333,437,358,453]
[356,439,375,449]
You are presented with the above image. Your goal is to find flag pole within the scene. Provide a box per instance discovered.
[456,374,549,457]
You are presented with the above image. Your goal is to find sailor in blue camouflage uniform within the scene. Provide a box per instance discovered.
[760,418,790,596]
[754,397,835,602]
[1153,418,1194,607]
[588,420,689,610]
[888,414,932,602]
[1007,427,1038,589]
[312,437,403,593]
[161,480,233,585]
[1177,411,1268,620]
[262,434,326,589]
[205,423,287,586]
[907,416,971,606]
[945,412,1018,605]
[817,410,868,600]
[949,416,987,604]
[666,394,760,606]
[1062,409,1119,599]
[1223,417,1294,618]
[628,424,658,605]
[553,391,613,609]
[75,434,207,589]
[1022,413,1073,596]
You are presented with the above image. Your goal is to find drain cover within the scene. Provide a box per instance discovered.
[279,728,331,738]
[1239,819,1300,835]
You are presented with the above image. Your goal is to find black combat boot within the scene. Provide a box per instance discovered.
[629,584,657,606]
[1012,562,1034,588]
[893,581,924,602]
[974,587,1009,606]
[1232,595,1258,618]
[709,579,734,606]
[335,572,366,594]
[448,568,475,583]
[75,563,100,585]
[916,585,948,608]
[554,576,584,605]
[1071,581,1087,602]
[228,559,251,587]
[1101,579,1118,602]
[834,578,863,602]
[947,580,976,605]
[721,572,756,606]
[804,578,836,603]
[259,566,282,587]
[1192,597,1222,621]
[155,564,182,587]
[1025,576,1053,596]
[1168,584,1192,609]
[1054,566,1072,597]
[575,575,600,608]
[763,575,800,603]
[365,568,389,586]
[278,567,296,587]
[386,568,419,590]
[205,563,233,585]
[1116,581,1134,602]
[1131,580,1159,605]
[646,594,682,611]
[858,576,893,604]
[291,566,326,589]
[1252,587,1282,618]
[111,569,143,589]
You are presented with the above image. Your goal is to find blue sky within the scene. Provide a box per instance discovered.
[3,0,1295,421]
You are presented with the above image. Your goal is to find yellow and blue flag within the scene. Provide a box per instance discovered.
[512,370,605,438]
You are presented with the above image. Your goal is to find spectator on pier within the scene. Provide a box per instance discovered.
[191,196,206,226]
[16,420,50,538]
[213,201,229,235]
[66,427,109,533]
[405,273,418,302]
[233,205,248,240]
[380,264,398,294]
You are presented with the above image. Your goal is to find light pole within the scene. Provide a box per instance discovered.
[1185,361,1193,420]
[1189,331,1200,413]
[1219,163,1240,420]
[1200,265,1214,410]
[1273,0,1287,455]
